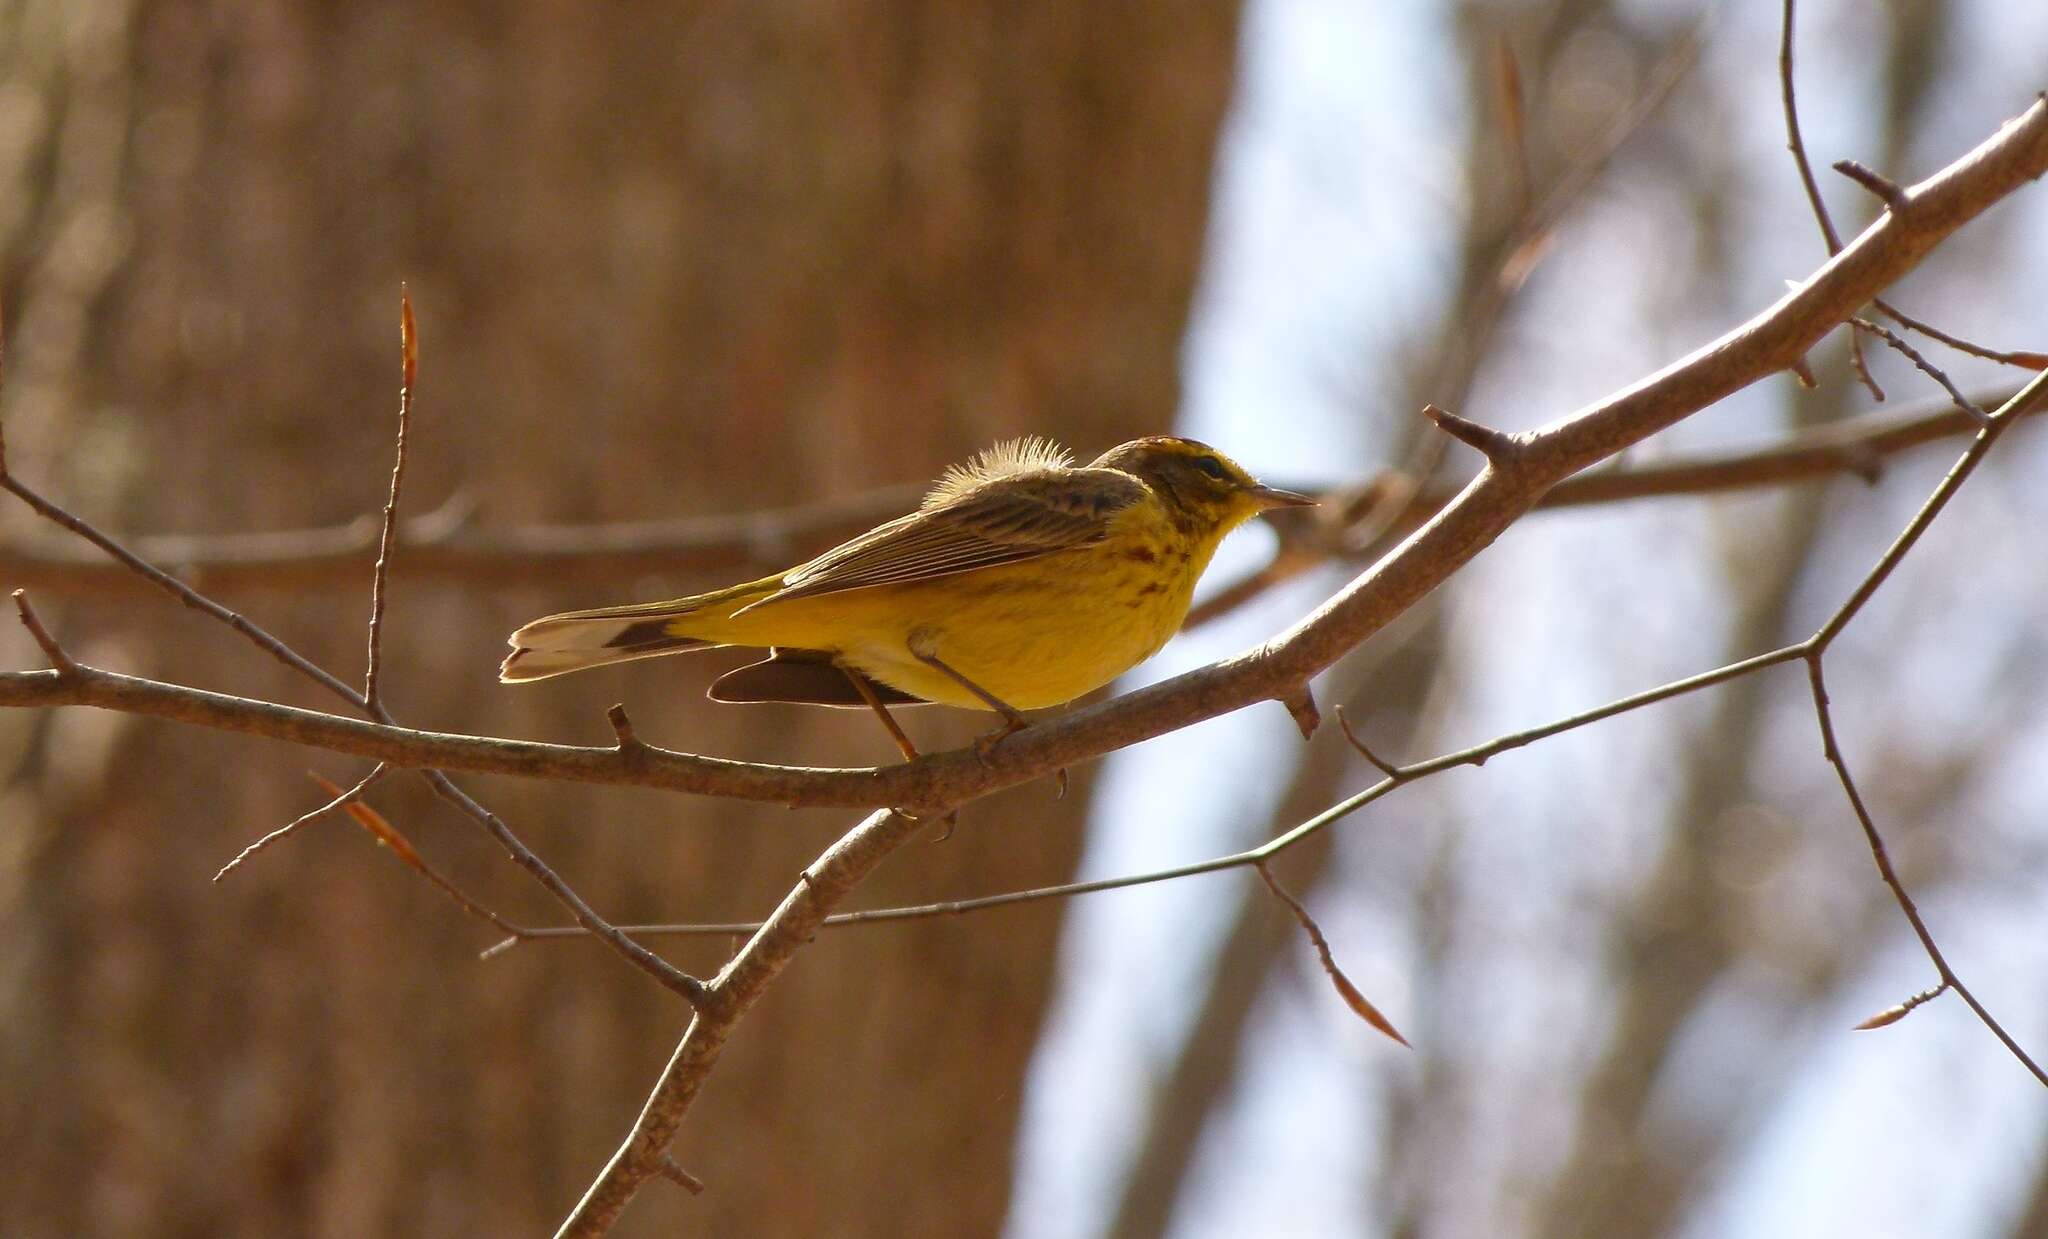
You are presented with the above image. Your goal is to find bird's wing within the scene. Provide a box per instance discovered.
[744,468,1147,608]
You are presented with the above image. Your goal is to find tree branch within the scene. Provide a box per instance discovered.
[556,807,927,1237]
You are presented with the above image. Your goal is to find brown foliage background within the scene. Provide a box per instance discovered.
[0,3,1236,1234]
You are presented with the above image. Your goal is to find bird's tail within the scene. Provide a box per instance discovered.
[498,577,776,683]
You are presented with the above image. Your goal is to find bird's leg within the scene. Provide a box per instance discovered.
[908,645,1030,754]
[840,664,920,763]
[908,638,1068,796]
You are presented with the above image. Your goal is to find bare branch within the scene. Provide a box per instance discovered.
[500,642,1813,946]
[1813,368,2048,648]
[363,285,418,709]
[1790,368,2048,1083]
[557,808,926,1237]
[1873,307,2048,370]
[0,482,925,596]
[214,765,388,882]
[1849,316,1991,424]
[1805,658,2046,1085]
[1333,704,1404,780]
[1778,0,1883,400]
[11,589,76,675]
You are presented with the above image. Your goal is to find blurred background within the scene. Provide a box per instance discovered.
[0,1,2044,1236]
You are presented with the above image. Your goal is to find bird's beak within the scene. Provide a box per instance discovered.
[1248,483,1318,510]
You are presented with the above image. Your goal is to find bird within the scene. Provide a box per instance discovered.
[499,435,1313,759]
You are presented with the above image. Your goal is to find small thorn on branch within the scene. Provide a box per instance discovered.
[1281,686,1320,739]
[1855,981,1950,1031]
[1333,705,1403,780]
[607,702,642,750]
[1422,403,1519,464]
[659,1156,707,1195]
[1789,356,1819,388]
[11,589,77,675]
[1832,159,1908,210]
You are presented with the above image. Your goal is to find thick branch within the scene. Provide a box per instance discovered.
[557,807,927,1237]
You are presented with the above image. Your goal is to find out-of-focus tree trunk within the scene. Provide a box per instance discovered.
[0,3,1240,1235]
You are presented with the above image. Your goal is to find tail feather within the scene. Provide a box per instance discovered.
[499,637,716,683]
[500,605,726,684]
[499,577,781,684]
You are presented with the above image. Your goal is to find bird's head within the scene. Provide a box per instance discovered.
[1091,437,1314,533]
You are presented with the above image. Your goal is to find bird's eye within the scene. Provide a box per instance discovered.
[1194,455,1230,481]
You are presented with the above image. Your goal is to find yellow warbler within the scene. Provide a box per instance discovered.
[501,436,1311,756]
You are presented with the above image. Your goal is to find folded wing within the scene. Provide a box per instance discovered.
[737,467,1147,610]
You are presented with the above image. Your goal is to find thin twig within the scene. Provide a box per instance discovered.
[11,589,76,674]
[1779,0,1883,400]
[1872,306,2048,370]
[1492,36,1532,216]
[214,765,388,881]
[363,286,418,709]
[1813,368,2048,648]
[1332,704,1404,780]
[1806,659,2046,1085]
[1797,368,2048,1082]
[1849,317,1990,423]
[1780,0,2038,380]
